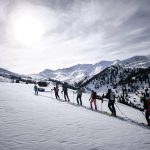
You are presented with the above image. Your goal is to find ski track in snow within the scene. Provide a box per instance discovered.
[0,82,150,150]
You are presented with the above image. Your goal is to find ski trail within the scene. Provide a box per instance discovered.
[38,93,150,130]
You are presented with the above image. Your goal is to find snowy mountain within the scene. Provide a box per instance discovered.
[0,68,35,83]
[32,55,150,85]
[0,75,12,82]
[1,54,150,85]
[0,68,18,77]
[120,55,150,68]
[81,64,150,110]
[37,61,114,84]
[82,64,150,91]
[0,68,21,82]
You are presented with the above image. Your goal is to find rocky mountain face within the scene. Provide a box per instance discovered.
[1,55,150,88]
[38,61,114,84]
[36,55,150,85]
[82,64,150,93]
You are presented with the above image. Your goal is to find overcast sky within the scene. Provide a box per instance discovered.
[0,0,150,74]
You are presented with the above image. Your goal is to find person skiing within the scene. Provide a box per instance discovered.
[52,84,60,99]
[34,83,38,95]
[145,88,149,96]
[105,89,116,116]
[143,96,150,126]
[89,90,97,110]
[140,92,145,103]
[61,82,70,101]
[76,88,82,105]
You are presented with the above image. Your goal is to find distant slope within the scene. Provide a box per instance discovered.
[0,76,11,82]
[0,68,19,79]
[32,54,150,85]
[35,61,115,84]
[1,54,150,85]
[82,64,150,93]
[0,68,34,83]
[120,55,150,68]
[0,68,18,76]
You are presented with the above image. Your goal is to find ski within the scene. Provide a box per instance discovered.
[39,94,150,130]
[67,101,80,106]
[73,103,150,130]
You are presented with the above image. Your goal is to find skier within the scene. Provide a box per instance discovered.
[140,93,145,103]
[143,96,150,126]
[61,82,70,101]
[89,90,97,110]
[52,84,60,99]
[145,88,149,98]
[34,83,38,95]
[106,89,116,116]
[76,88,82,105]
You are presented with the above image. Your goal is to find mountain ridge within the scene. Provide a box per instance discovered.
[0,54,150,85]
[38,60,114,84]
[35,54,150,84]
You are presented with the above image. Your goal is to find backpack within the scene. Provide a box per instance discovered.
[34,85,38,91]
[55,86,59,92]
[77,89,82,95]
[147,100,150,109]
[92,92,97,99]
[110,91,115,101]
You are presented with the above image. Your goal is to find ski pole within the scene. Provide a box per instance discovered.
[73,90,74,104]
[51,90,52,98]
[61,91,63,100]
[140,110,145,117]
[115,103,128,118]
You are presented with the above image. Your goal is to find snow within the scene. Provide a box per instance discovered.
[120,55,150,68]
[31,55,150,85]
[0,82,150,150]
[0,76,11,82]
[36,61,114,84]
[28,74,47,81]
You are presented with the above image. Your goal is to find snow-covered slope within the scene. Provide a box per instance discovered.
[82,64,150,90]
[0,68,19,77]
[37,61,114,84]
[120,55,150,68]
[0,68,36,84]
[0,82,150,150]
[33,55,150,85]
[1,55,150,85]
[29,74,47,81]
[0,76,11,82]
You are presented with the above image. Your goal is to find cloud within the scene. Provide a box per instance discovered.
[0,0,150,74]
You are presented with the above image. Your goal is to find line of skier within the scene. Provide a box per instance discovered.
[34,82,116,114]
[34,82,150,126]
[51,82,83,105]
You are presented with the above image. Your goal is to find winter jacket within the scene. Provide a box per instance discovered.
[34,85,38,91]
[144,99,150,111]
[77,89,82,96]
[54,87,59,93]
[91,92,97,99]
[106,91,115,101]
[62,85,68,92]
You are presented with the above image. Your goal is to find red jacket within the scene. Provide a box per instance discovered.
[92,92,97,99]
[144,99,150,111]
